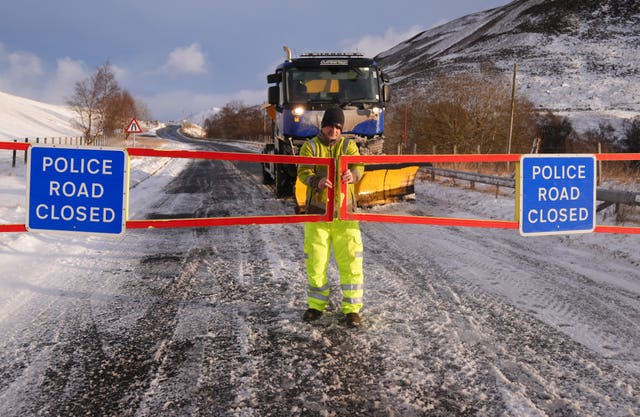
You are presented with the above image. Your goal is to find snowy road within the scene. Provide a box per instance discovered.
[0,131,639,416]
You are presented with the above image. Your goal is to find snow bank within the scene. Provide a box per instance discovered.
[0,91,82,141]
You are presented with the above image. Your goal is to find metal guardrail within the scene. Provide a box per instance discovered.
[595,188,640,210]
[423,166,640,211]
[424,167,516,188]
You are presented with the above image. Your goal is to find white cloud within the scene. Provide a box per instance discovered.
[0,45,134,106]
[109,63,128,84]
[8,50,44,79]
[0,44,45,97]
[164,43,207,75]
[42,57,87,104]
[0,44,87,105]
[343,25,424,57]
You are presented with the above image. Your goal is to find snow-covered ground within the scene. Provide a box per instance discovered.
[0,91,81,140]
[1,133,639,415]
[1,91,639,415]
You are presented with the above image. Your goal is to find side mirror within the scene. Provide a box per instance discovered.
[267,73,282,84]
[268,86,280,105]
[382,85,391,103]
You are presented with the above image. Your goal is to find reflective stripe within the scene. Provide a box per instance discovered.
[343,297,363,305]
[309,283,330,292]
[355,251,363,258]
[309,292,330,302]
[341,284,363,291]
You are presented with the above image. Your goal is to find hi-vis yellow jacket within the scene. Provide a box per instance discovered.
[297,136,364,217]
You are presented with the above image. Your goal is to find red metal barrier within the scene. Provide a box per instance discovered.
[2,143,639,234]
[0,141,29,151]
[340,153,640,235]
[126,147,335,228]
[595,153,640,161]
[0,144,335,232]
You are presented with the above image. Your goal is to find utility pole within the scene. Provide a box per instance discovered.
[402,103,409,154]
[507,63,518,171]
[507,63,518,155]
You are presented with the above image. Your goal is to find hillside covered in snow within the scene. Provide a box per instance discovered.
[0,91,81,141]
[376,0,640,133]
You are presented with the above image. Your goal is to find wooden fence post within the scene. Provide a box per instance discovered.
[12,139,17,167]
[597,142,603,186]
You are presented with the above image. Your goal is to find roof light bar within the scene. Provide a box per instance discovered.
[300,52,364,57]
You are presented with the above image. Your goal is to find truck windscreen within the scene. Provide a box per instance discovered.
[286,67,379,105]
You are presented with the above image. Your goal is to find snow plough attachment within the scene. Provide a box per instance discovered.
[354,164,420,207]
[294,164,420,213]
[264,46,419,213]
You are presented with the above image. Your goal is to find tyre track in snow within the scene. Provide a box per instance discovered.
[126,141,404,415]
[403,185,640,375]
[2,135,638,416]
[131,154,638,417]
[420,198,640,374]
[362,223,506,415]
[0,226,205,417]
[362,214,639,415]
[154,150,396,415]
[132,148,279,415]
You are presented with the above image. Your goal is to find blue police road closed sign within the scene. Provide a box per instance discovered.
[520,154,596,236]
[26,146,128,234]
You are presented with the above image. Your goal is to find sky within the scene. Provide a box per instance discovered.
[0,0,512,122]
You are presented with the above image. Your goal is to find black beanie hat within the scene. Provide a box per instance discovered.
[321,107,345,128]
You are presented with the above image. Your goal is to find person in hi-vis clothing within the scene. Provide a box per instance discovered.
[297,106,365,328]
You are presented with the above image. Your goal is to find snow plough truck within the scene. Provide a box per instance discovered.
[263,46,419,213]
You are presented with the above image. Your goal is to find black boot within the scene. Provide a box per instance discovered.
[302,308,323,322]
[345,312,361,328]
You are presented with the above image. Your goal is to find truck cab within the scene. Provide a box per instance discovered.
[263,47,390,197]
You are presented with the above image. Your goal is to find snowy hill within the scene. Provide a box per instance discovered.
[186,106,220,127]
[376,0,640,133]
[0,91,82,141]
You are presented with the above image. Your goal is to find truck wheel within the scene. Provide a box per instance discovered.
[275,164,294,197]
[262,163,274,185]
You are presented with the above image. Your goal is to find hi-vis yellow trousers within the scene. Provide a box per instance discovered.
[304,219,364,314]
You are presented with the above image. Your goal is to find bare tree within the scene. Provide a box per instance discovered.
[385,73,537,155]
[134,99,152,121]
[94,62,121,138]
[67,77,100,143]
[204,101,265,140]
[67,61,120,144]
[104,90,136,138]
[535,112,576,153]
[621,117,640,170]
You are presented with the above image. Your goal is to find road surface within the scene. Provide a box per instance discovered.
[0,128,638,416]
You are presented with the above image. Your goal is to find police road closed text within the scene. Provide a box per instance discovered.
[35,156,115,223]
[520,155,596,236]
[27,147,127,234]
[528,163,588,224]
[42,156,114,175]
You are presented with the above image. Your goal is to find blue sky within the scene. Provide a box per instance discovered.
[0,0,511,121]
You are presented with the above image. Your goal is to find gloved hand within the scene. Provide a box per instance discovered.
[318,177,333,189]
[341,169,354,184]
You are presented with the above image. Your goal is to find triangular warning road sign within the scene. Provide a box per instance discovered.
[126,117,143,134]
